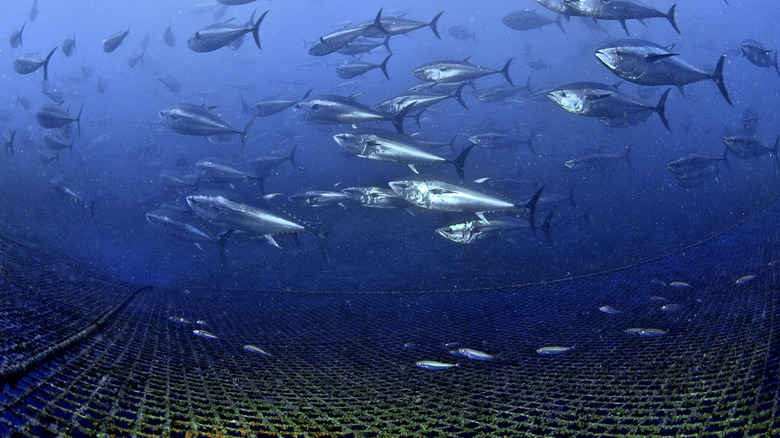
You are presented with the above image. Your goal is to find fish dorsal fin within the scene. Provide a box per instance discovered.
[462,56,472,63]
[664,43,676,51]
[612,80,624,89]
[407,164,419,174]
[647,53,678,63]
[203,105,218,111]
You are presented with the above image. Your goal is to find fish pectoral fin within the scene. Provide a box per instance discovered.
[407,164,419,174]
[476,212,489,224]
[265,235,281,249]
[646,53,679,63]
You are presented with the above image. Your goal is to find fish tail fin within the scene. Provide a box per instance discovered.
[619,19,630,36]
[452,82,468,109]
[252,10,269,50]
[88,200,95,219]
[392,101,416,134]
[667,4,680,34]
[76,103,84,137]
[288,144,298,169]
[241,115,258,155]
[217,229,234,268]
[656,88,671,132]
[555,13,566,34]
[42,46,57,82]
[371,8,387,35]
[721,148,731,173]
[774,51,779,78]
[317,210,345,267]
[624,144,632,170]
[774,135,780,169]
[413,109,425,129]
[19,21,26,47]
[8,130,16,158]
[240,94,251,115]
[526,129,538,156]
[500,58,514,87]
[452,144,474,179]
[523,186,544,233]
[383,36,392,54]
[429,11,444,40]
[567,187,577,209]
[543,209,555,243]
[379,54,392,80]
[447,135,457,153]
[712,54,733,106]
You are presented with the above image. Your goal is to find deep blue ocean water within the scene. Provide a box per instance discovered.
[0,0,778,291]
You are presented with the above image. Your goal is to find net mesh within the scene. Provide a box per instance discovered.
[1,201,778,437]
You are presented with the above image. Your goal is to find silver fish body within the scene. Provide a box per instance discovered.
[186,194,306,236]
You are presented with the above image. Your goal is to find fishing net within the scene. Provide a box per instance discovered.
[1,196,778,437]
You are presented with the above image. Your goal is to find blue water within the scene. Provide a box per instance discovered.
[0,0,778,290]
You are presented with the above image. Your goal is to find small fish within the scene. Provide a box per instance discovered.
[169,316,191,324]
[244,345,271,356]
[193,329,218,339]
[661,303,684,312]
[536,346,572,355]
[639,328,668,337]
[649,296,668,301]
[669,281,692,288]
[735,275,757,285]
[599,306,621,314]
[454,348,494,360]
[196,320,208,326]
[403,343,417,348]
[443,342,460,348]
[416,361,458,370]
[650,279,668,287]
[624,328,644,335]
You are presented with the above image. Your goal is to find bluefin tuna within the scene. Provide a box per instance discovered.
[13,47,56,81]
[362,11,444,39]
[10,22,26,48]
[159,103,257,152]
[333,128,474,177]
[595,40,732,105]
[563,0,678,35]
[335,54,392,80]
[739,39,779,77]
[308,9,387,57]
[547,82,671,131]
[36,103,83,136]
[389,180,544,229]
[146,210,216,243]
[413,58,514,86]
[723,135,779,168]
[62,35,76,56]
[294,94,413,134]
[187,9,268,52]
[242,89,312,117]
[163,20,177,47]
[103,26,130,53]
